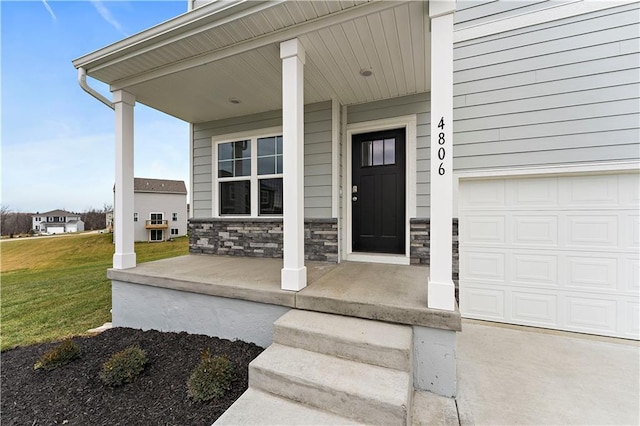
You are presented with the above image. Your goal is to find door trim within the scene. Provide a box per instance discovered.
[344,115,417,263]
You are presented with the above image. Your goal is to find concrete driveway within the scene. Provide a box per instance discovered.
[456,320,640,425]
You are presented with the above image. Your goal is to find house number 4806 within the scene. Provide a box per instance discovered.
[437,117,446,176]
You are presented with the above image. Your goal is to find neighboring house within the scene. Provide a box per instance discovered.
[74,0,639,409]
[32,210,85,234]
[105,211,114,232]
[113,178,188,242]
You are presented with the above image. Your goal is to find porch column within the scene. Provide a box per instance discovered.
[428,0,456,310]
[280,38,307,291]
[112,90,136,269]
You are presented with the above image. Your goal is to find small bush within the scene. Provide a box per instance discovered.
[187,349,234,402]
[34,340,81,371]
[100,346,147,387]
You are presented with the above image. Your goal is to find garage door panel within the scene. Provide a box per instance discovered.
[619,173,640,206]
[560,174,619,207]
[511,291,558,327]
[624,214,639,248]
[513,253,558,286]
[511,177,558,206]
[460,286,505,321]
[625,256,639,293]
[567,256,618,291]
[565,214,619,248]
[513,215,558,246]
[564,296,618,335]
[461,251,505,282]
[458,179,505,208]
[462,215,505,244]
[460,172,640,339]
[627,302,640,339]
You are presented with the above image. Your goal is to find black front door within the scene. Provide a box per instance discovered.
[352,128,406,254]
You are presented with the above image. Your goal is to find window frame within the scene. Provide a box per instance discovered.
[172,212,178,221]
[212,126,283,218]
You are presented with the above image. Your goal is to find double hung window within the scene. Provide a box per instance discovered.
[215,129,283,217]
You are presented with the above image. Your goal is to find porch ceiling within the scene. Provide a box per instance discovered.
[74,0,431,123]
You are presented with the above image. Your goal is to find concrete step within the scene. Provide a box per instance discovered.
[250,343,412,426]
[273,309,413,371]
[214,388,365,425]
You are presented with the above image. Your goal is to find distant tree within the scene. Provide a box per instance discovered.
[81,204,111,230]
[0,205,10,235]
[0,208,32,236]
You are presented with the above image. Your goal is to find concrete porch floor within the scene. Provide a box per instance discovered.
[107,254,461,331]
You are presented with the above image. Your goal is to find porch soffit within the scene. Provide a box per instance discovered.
[75,0,431,123]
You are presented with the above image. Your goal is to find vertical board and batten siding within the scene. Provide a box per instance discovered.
[191,101,333,218]
[347,93,431,217]
[452,2,640,170]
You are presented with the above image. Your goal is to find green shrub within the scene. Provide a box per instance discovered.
[33,340,81,371]
[99,346,147,387]
[187,349,234,402]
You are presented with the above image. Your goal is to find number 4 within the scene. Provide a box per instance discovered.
[437,117,445,130]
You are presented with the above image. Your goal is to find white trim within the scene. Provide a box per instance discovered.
[454,0,636,43]
[211,126,283,218]
[346,253,410,266]
[340,104,348,263]
[453,161,640,216]
[344,114,417,263]
[331,98,340,219]
[189,123,194,218]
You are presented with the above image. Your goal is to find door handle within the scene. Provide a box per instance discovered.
[352,196,358,202]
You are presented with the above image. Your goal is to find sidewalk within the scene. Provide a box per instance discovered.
[456,320,640,425]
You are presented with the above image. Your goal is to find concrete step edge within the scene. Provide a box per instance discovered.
[273,310,413,371]
[249,344,411,425]
[214,388,365,425]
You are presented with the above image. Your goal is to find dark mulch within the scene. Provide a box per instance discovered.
[1,328,264,425]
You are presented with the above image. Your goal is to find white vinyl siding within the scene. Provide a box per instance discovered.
[452,3,640,171]
[348,93,430,217]
[192,101,333,219]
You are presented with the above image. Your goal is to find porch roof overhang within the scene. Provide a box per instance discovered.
[73,0,431,123]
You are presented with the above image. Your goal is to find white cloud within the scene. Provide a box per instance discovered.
[41,0,56,21]
[91,0,127,36]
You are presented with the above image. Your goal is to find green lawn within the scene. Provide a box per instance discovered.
[0,233,188,351]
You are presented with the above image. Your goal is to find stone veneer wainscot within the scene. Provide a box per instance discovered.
[189,218,338,262]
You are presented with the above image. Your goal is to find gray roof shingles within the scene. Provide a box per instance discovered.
[134,178,187,194]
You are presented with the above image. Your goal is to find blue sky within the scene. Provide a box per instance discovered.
[1,1,189,213]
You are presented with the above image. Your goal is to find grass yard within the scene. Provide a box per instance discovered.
[0,233,188,351]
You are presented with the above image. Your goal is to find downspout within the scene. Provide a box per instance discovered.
[77,67,114,110]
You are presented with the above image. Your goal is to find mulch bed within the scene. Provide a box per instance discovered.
[1,328,264,425]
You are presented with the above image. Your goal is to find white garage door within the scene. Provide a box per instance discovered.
[47,226,65,234]
[459,172,639,340]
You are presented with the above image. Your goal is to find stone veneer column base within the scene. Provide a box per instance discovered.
[410,218,459,300]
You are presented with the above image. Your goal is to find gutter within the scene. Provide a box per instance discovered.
[78,67,114,110]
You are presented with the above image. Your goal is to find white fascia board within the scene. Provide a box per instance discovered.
[72,0,278,70]
[108,1,404,91]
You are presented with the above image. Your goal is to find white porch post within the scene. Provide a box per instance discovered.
[428,0,456,310]
[112,90,136,269]
[280,38,307,291]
